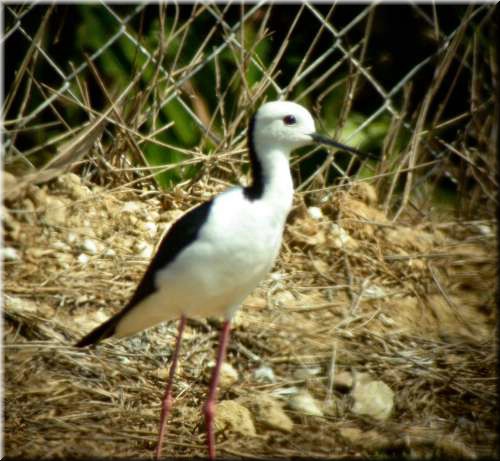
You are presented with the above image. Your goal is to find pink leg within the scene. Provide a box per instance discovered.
[203,320,231,460]
[155,315,187,459]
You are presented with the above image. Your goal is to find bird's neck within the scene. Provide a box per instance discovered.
[244,133,294,216]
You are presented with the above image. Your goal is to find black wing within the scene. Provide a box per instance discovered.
[76,199,214,347]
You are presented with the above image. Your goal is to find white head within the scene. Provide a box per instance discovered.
[251,101,364,159]
[252,101,317,153]
[244,101,367,200]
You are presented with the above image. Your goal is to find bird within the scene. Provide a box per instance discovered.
[76,100,368,459]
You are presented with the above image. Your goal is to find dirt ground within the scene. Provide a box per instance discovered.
[3,172,497,459]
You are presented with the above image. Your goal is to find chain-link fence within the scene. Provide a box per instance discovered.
[4,3,496,219]
[3,4,498,460]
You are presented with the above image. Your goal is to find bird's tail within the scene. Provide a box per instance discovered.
[75,290,178,347]
[75,312,123,348]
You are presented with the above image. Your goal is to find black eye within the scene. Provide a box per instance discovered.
[283,115,297,125]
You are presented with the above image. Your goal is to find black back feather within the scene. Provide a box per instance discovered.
[75,199,214,347]
[243,114,265,200]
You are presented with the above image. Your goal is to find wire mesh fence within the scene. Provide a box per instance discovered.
[3,4,498,459]
[3,3,496,220]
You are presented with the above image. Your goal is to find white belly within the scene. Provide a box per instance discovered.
[114,187,290,337]
[157,188,287,317]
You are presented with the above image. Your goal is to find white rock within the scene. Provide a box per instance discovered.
[3,247,19,261]
[220,362,239,386]
[143,221,158,237]
[275,290,296,307]
[67,232,78,244]
[52,240,70,251]
[77,253,90,265]
[95,310,109,323]
[238,175,249,187]
[82,219,93,229]
[136,241,153,258]
[287,389,324,416]
[207,361,239,388]
[82,238,99,255]
[104,248,116,257]
[476,224,493,236]
[253,365,276,383]
[331,223,349,241]
[270,272,285,281]
[307,206,323,220]
[351,380,394,421]
[362,284,387,300]
[121,201,142,214]
[4,295,38,313]
[330,223,356,249]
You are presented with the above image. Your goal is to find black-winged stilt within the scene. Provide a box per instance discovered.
[76,100,367,459]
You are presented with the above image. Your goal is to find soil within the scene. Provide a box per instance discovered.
[3,172,497,459]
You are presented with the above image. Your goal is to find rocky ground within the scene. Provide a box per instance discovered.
[3,172,497,458]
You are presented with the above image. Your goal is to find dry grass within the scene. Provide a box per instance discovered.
[3,170,497,458]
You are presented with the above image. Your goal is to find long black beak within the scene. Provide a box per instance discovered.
[310,133,375,160]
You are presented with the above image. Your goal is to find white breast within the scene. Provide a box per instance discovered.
[155,187,290,320]
[114,150,294,337]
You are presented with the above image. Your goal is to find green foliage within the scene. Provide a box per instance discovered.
[4,3,495,217]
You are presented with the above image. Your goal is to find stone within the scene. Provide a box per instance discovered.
[253,365,276,383]
[307,206,323,220]
[143,221,158,237]
[213,400,256,437]
[207,362,239,388]
[3,247,19,261]
[287,389,324,416]
[351,379,394,421]
[330,223,358,250]
[82,238,99,255]
[77,253,90,265]
[248,394,293,433]
[136,241,153,258]
[44,196,68,226]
